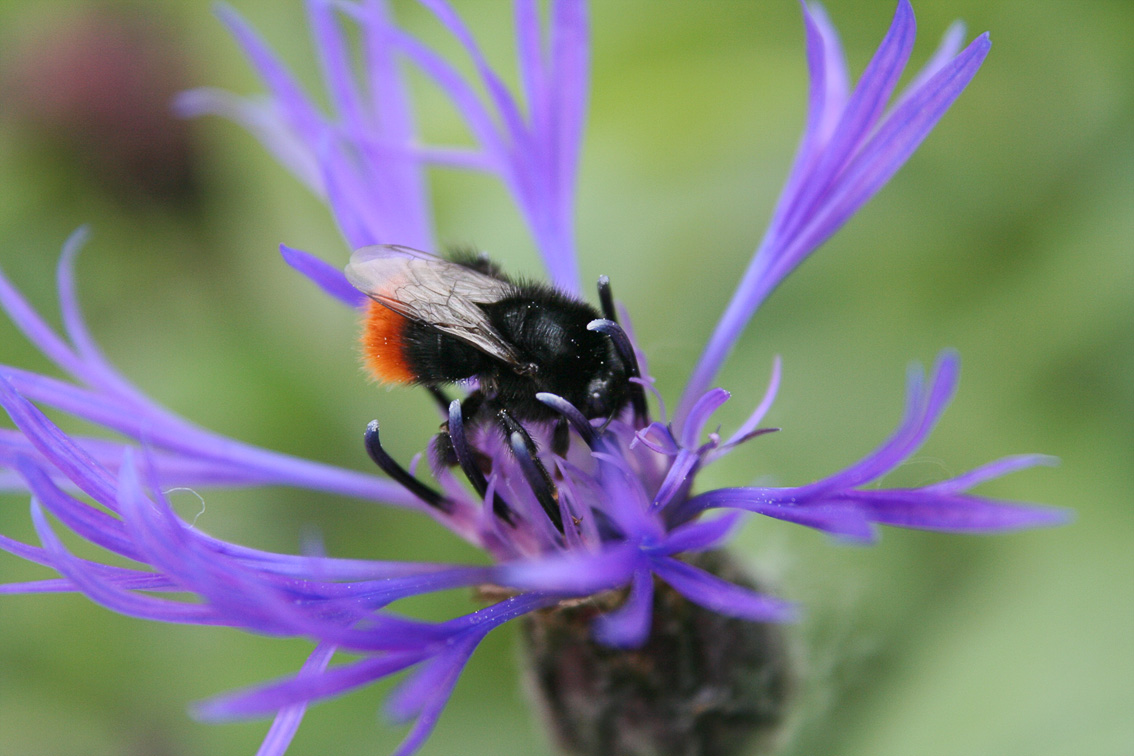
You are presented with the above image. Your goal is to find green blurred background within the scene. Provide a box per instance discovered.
[0,1,1130,754]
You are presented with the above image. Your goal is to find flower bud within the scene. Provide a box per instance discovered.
[521,551,794,756]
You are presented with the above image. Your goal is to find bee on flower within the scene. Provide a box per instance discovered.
[0,2,1066,755]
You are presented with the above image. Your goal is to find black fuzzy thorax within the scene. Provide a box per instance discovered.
[401,279,629,422]
[483,284,624,420]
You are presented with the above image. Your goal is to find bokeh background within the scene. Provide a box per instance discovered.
[0,1,1130,754]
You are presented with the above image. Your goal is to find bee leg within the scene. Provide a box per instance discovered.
[497,407,564,534]
[430,429,459,468]
[459,391,486,423]
[447,399,517,526]
[425,386,452,416]
[551,417,571,457]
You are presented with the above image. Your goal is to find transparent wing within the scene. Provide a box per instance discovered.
[345,245,521,365]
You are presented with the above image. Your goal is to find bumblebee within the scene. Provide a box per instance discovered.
[346,244,632,436]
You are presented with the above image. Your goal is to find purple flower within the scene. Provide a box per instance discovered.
[1,2,1068,755]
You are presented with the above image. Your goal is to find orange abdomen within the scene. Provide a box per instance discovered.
[361,300,415,384]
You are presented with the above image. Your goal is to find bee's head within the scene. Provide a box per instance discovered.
[582,353,631,420]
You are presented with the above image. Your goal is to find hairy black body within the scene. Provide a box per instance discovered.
[348,243,642,530]
[401,282,629,423]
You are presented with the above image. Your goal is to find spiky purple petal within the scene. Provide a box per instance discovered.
[496,544,639,595]
[255,643,337,756]
[280,244,366,306]
[196,650,429,721]
[652,557,797,623]
[592,567,654,648]
[677,2,991,428]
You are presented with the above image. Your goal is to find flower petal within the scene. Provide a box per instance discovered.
[838,489,1071,532]
[16,456,137,560]
[1,368,423,508]
[778,0,915,244]
[676,4,987,428]
[308,0,367,130]
[280,244,364,307]
[254,643,337,756]
[0,374,118,504]
[385,634,480,723]
[214,4,324,148]
[790,351,959,500]
[719,356,782,450]
[592,567,653,649]
[495,543,639,595]
[56,227,141,401]
[680,388,730,448]
[195,650,427,721]
[28,499,222,624]
[809,33,991,246]
[389,639,477,756]
[676,488,876,542]
[0,261,86,383]
[656,512,745,555]
[651,556,797,623]
[175,88,323,192]
[926,454,1059,494]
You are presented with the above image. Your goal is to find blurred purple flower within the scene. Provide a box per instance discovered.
[1,2,1067,755]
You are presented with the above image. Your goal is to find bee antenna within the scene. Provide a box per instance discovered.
[364,420,453,514]
[447,400,516,525]
[587,318,649,425]
[597,275,617,323]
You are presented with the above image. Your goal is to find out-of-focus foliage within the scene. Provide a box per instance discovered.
[0,1,1129,755]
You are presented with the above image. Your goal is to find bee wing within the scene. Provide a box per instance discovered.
[345,245,522,366]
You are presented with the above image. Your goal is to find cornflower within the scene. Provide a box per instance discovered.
[0,2,1067,755]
